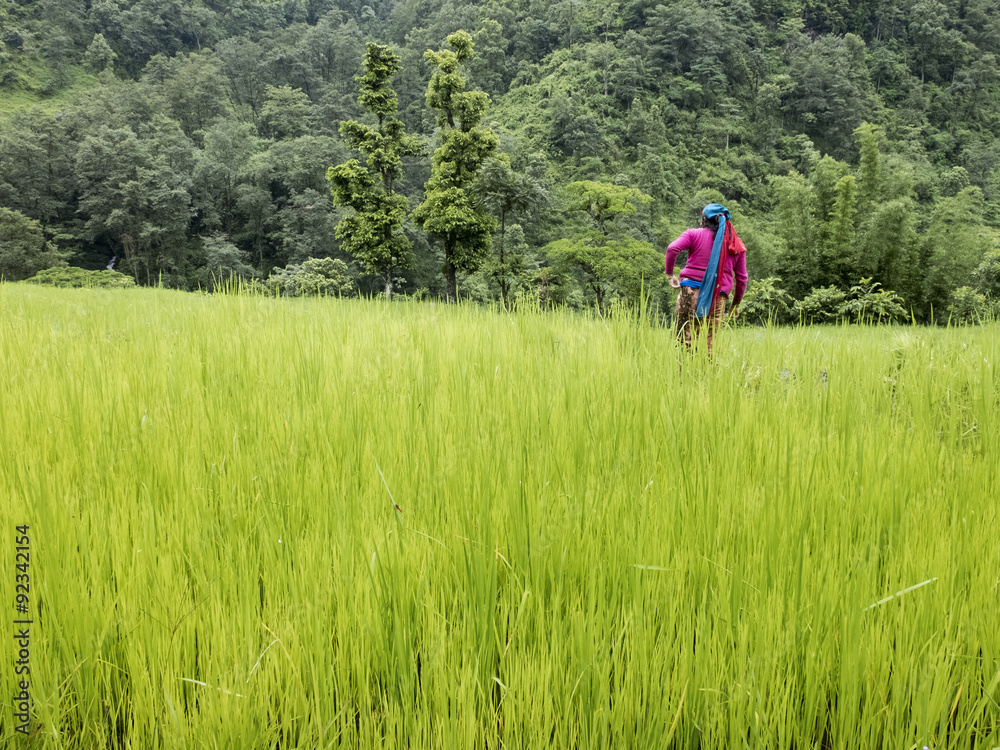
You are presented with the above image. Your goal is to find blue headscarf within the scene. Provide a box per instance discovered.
[696,203,731,319]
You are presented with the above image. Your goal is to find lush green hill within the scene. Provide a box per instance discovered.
[1,0,999,320]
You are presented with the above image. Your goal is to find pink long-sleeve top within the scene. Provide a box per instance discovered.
[665,227,748,304]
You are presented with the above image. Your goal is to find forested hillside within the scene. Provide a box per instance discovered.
[2,0,999,321]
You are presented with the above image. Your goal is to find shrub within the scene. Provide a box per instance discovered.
[838,277,907,324]
[946,286,990,324]
[971,246,1000,299]
[0,207,66,281]
[24,266,135,288]
[266,257,355,297]
[196,235,256,292]
[739,276,792,325]
[793,286,847,324]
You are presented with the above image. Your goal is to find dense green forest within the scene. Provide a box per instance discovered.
[1,0,999,321]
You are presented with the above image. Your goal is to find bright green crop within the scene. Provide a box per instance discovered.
[1,284,997,748]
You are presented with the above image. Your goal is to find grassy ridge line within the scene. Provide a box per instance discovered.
[0,284,997,748]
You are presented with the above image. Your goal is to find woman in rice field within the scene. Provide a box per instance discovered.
[665,203,748,355]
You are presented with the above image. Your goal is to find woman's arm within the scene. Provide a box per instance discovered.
[665,230,693,276]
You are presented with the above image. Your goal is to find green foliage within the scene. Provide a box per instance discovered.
[192,120,260,237]
[546,233,661,310]
[908,0,965,83]
[857,197,921,303]
[422,31,481,130]
[922,187,993,320]
[783,34,874,157]
[939,166,971,198]
[839,277,908,324]
[793,285,847,323]
[971,246,1000,298]
[473,158,548,305]
[0,111,74,228]
[412,31,500,301]
[824,174,858,287]
[83,33,117,74]
[470,223,534,303]
[946,286,991,324]
[267,256,355,297]
[530,263,575,308]
[0,207,65,281]
[76,124,194,286]
[148,52,229,140]
[1,0,1000,314]
[734,214,784,281]
[564,180,652,234]
[259,85,311,140]
[771,171,818,298]
[739,276,793,325]
[197,234,256,291]
[546,181,657,310]
[853,122,882,210]
[24,266,135,288]
[328,43,421,299]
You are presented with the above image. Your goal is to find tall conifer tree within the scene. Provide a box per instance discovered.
[412,31,499,302]
[328,43,420,299]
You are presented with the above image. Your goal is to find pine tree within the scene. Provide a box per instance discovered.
[327,43,420,299]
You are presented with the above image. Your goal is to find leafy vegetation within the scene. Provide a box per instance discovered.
[24,265,134,288]
[0,206,65,280]
[328,42,420,299]
[265,255,355,296]
[2,283,999,747]
[412,31,500,302]
[1,0,1000,320]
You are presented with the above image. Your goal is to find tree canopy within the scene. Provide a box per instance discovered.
[328,42,420,298]
[0,0,999,319]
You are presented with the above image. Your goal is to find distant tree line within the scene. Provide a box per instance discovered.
[1,0,999,322]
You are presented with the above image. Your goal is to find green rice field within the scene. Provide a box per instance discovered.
[1,283,998,748]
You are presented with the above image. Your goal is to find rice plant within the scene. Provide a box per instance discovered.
[1,283,997,748]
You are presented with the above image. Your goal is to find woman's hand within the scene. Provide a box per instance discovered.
[669,274,680,289]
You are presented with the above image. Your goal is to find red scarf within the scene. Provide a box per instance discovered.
[709,223,746,302]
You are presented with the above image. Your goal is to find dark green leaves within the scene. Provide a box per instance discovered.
[329,43,420,298]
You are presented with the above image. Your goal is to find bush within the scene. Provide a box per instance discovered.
[739,276,792,325]
[0,207,66,281]
[971,247,1000,299]
[196,235,256,292]
[3,30,24,51]
[838,277,907,324]
[266,257,355,297]
[793,286,847,324]
[24,267,135,288]
[946,286,991,324]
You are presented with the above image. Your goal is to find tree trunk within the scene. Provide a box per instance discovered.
[384,272,394,300]
[442,238,458,302]
[444,253,457,302]
[498,212,508,308]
